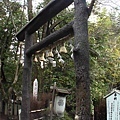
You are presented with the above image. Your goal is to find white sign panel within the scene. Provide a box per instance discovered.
[106,92,120,120]
[54,96,66,117]
[33,78,38,99]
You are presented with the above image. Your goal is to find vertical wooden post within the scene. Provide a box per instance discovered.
[21,31,33,120]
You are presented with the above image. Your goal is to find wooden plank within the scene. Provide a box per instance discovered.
[30,109,45,113]
[30,109,49,120]
[16,0,73,41]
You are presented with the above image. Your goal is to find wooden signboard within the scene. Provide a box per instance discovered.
[104,89,120,120]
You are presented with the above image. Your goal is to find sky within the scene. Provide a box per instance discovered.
[31,0,120,22]
[1,0,119,13]
[5,0,119,11]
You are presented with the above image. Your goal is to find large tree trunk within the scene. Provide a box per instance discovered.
[73,0,90,120]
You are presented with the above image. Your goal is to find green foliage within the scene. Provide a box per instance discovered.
[53,111,73,120]
[89,10,120,100]
[0,2,26,55]
[0,1,26,99]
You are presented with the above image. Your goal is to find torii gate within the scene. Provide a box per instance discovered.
[16,0,95,119]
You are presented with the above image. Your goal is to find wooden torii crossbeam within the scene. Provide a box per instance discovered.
[16,0,73,41]
[26,21,74,56]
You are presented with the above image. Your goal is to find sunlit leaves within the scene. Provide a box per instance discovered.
[89,9,120,100]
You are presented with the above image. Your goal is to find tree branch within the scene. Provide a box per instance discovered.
[88,0,96,16]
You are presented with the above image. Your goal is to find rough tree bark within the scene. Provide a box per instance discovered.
[73,0,90,119]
